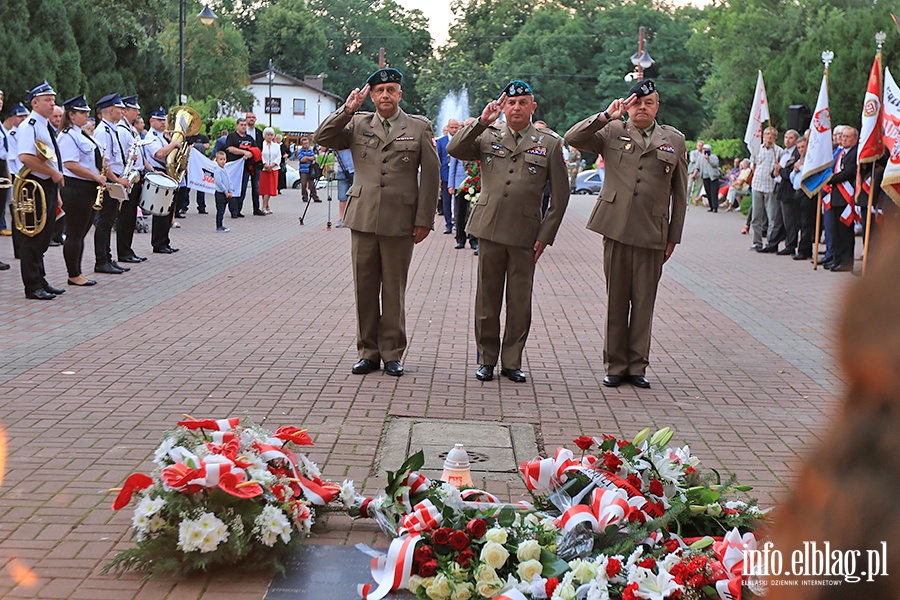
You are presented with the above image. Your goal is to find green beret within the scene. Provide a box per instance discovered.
[366,68,403,87]
[503,80,533,97]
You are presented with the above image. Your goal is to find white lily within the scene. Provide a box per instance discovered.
[631,565,683,600]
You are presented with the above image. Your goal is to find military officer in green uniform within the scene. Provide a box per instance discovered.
[448,80,569,383]
[315,68,440,377]
[565,80,687,389]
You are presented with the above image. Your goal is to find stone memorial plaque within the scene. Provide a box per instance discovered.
[266,544,412,599]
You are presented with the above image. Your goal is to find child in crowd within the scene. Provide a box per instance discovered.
[213,151,233,233]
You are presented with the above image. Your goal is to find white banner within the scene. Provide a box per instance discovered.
[186,149,245,195]
[881,67,900,203]
[743,70,770,161]
[800,72,833,197]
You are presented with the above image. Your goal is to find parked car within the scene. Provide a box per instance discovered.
[574,168,604,194]
[287,164,329,189]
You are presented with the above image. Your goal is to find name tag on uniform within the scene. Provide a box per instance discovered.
[658,144,675,153]
[363,131,375,137]
[525,146,547,156]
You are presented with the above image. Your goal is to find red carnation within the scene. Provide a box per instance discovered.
[670,562,689,585]
[449,530,470,551]
[622,582,639,600]
[603,451,622,472]
[574,436,594,451]
[639,557,656,569]
[466,518,487,539]
[649,478,665,497]
[456,548,476,568]
[432,527,452,546]
[545,577,559,597]
[419,559,438,577]
[662,537,680,553]
[606,558,622,578]
[414,545,435,564]
[626,474,643,490]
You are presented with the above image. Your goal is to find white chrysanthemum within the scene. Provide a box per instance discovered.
[178,519,205,552]
[133,496,166,531]
[247,467,276,487]
[340,479,357,507]
[585,578,611,600]
[178,513,228,553]
[254,505,292,547]
[132,511,150,531]
[148,515,166,533]
[153,437,177,467]
[298,454,321,479]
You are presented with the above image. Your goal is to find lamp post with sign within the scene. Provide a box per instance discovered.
[268,59,274,126]
[179,2,219,103]
[624,26,654,83]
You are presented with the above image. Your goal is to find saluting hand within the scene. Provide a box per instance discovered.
[344,84,371,114]
[479,93,508,126]
[605,94,636,120]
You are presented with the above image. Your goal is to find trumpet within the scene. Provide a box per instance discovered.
[12,140,56,237]
[93,184,104,211]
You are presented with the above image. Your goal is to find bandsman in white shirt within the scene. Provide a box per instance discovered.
[2,102,29,253]
[143,107,181,254]
[92,93,132,275]
[116,95,147,264]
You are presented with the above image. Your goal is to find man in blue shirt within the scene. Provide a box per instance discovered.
[297,137,320,203]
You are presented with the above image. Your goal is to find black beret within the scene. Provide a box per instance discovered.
[627,79,657,98]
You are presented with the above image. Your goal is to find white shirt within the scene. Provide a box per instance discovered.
[17,111,61,180]
[96,118,125,174]
[59,125,103,180]
[6,127,21,174]
[118,119,144,172]
[261,140,280,169]
[0,122,8,162]
[143,128,167,171]
[776,145,794,184]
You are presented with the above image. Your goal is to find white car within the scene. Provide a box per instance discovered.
[286,164,328,189]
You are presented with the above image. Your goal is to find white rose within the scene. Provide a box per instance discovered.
[706,502,723,516]
[569,559,599,584]
[517,559,544,583]
[523,513,542,527]
[451,582,475,600]
[484,528,508,544]
[554,582,577,600]
[407,574,425,593]
[480,541,510,569]
[474,570,503,599]
[517,539,542,562]
[426,573,451,600]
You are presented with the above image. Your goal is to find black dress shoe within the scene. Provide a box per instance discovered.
[758,245,777,253]
[500,368,527,382]
[110,261,131,272]
[43,284,66,295]
[384,360,404,376]
[314,199,322,203]
[476,365,494,381]
[235,213,245,218]
[0,261,10,270]
[443,227,453,234]
[153,247,174,254]
[253,210,267,215]
[776,248,794,256]
[473,248,479,256]
[198,210,208,214]
[602,375,623,387]
[26,289,56,300]
[95,263,125,274]
[829,262,853,272]
[168,247,179,253]
[118,256,144,263]
[792,253,811,260]
[454,242,465,249]
[68,279,97,286]
[628,375,651,388]
[351,359,379,375]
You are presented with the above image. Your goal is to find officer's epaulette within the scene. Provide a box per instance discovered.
[659,124,685,138]
[27,118,36,126]
[535,127,559,139]
[407,114,431,126]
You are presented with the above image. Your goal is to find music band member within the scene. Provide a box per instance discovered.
[58,95,104,287]
[144,107,181,254]
[116,95,146,264]
[93,94,132,274]
[3,102,29,262]
[16,81,65,299]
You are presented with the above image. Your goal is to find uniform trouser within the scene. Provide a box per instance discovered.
[151,211,173,250]
[440,181,452,229]
[0,161,8,230]
[475,238,535,370]
[351,230,414,363]
[823,206,836,261]
[454,191,477,246]
[751,189,772,246]
[781,194,800,252]
[61,177,96,278]
[602,237,665,377]
[19,178,57,295]
[93,190,120,266]
[797,195,817,258]
[116,178,141,259]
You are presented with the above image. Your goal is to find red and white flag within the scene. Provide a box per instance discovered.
[859,55,884,164]
[880,67,900,203]
[743,70,770,161]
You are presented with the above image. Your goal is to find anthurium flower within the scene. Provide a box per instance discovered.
[161,463,206,490]
[218,471,263,498]
[111,473,153,510]
[176,417,239,431]
[273,426,313,446]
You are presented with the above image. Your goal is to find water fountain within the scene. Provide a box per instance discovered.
[435,87,470,133]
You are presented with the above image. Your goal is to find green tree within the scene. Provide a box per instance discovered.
[252,0,327,76]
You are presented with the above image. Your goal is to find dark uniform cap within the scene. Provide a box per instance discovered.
[26,80,56,102]
[10,102,29,117]
[122,95,140,109]
[149,106,167,119]
[96,93,126,110]
[366,68,403,88]
[627,79,657,98]
[63,94,91,112]
[503,80,533,98]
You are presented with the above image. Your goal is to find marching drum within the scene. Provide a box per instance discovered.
[139,172,179,216]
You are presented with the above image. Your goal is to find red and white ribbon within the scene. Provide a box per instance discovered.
[397,471,430,511]
[713,528,756,600]
[398,499,442,535]
[294,474,340,505]
[520,447,578,492]
[496,590,529,600]
[460,489,499,503]
[556,488,631,533]
[358,534,421,599]
[177,417,239,431]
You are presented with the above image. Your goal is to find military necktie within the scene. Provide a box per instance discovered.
[382,118,391,136]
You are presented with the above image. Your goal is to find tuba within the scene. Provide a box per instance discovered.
[12,140,56,237]
[165,105,201,183]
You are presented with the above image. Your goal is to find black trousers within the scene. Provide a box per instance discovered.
[454,191,477,246]
[62,177,97,278]
[215,191,227,228]
[93,188,120,266]
[781,195,800,252]
[703,178,719,211]
[797,194,817,258]
[831,205,856,266]
[151,187,187,251]
[116,176,141,259]
[19,177,57,295]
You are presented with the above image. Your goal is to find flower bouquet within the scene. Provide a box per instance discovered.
[103,416,340,577]
[459,161,482,206]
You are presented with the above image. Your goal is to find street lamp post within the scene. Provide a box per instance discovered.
[625,26,654,83]
[268,59,274,127]
[179,2,219,104]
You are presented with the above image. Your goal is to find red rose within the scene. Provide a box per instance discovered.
[414,545,435,563]
[616,440,629,448]
[603,451,622,472]
[432,527,452,546]
[602,434,616,441]
[545,577,559,597]
[649,478,665,497]
[606,558,622,578]
[639,557,656,569]
[456,548,476,568]
[466,518,487,539]
[622,582,639,600]
[449,530,470,551]
[627,508,646,525]
[419,559,438,577]
[574,436,594,450]
[626,474,643,490]
[685,466,697,475]
[662,538,680,553]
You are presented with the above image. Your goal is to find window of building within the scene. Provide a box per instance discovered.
[293,99,306,116]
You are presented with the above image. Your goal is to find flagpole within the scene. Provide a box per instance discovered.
[862,32,886,275]
[813,51,834,270]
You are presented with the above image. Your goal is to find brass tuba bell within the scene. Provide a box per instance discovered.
[165,105,201,183]
[12,140,56,237]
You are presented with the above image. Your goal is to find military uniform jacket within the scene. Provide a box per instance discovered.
[314,106,440,237]
[447,121,569,248]
[565,115,687,250]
